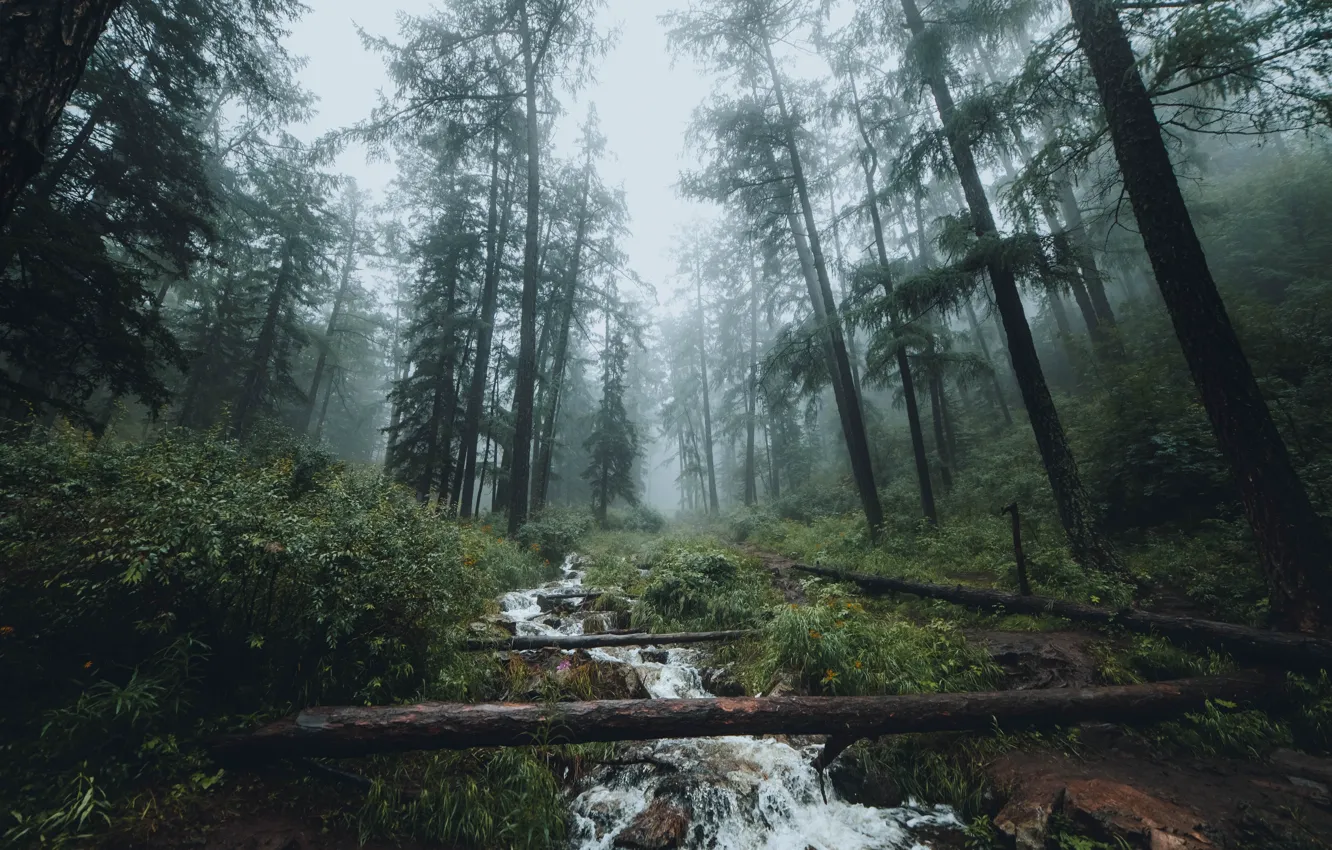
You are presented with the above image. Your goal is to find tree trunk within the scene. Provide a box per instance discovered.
[0,0,124,230]
[851,77,937,524]
[792,560,1332,674]
[928,370,953,491]
[418,268,460,502]
[507,9,541,535]
[964,300,1014,426]
[764,50,883,539]
[1068,0,1332,630]
[828,193,863,397]
[1058,180,1120,339]
[214,675,1267,764]
[533,163,591,513]
[300,215,358,435]
[902,0,1121,575]
[744,263,759,506]
[313,368,336,441]
[232,243,292,437]
[696,275,721,515]
[459,135,513,517]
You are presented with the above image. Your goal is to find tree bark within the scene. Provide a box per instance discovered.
[507,8,541,535]
[696,273,721,515]
[1068,0,1332,631]
[744,262,759,506]
[764,48,883,539]
[928,370,954,491]
[791,561,1332,674]
[533,160,591,513]
[214,674,1267,764]
[851,76,937,525]
[467,630,763,653]
[901,0,1121,575]
[232,243,292,437]
[459,133,513,517]
[300,212,358,436]
[0,0,123,230]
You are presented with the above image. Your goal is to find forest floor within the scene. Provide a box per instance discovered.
[87,528,1332,850]
[747,546,1332,850]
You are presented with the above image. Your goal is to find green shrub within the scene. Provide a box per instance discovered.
[756,593,1000,696]
[632,545,776,631]
[515,507,594,564]
[0,427,538,846]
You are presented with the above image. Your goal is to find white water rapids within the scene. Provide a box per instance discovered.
[499,555,963,850]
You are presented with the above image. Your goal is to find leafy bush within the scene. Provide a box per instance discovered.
[0,426,544,846]
[515,507,594,565]
[756,592,999,696]
[632,545,776,631]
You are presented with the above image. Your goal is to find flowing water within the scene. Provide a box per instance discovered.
[499,555,963,850]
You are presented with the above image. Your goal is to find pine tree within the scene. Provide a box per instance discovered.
[584,310,640,525]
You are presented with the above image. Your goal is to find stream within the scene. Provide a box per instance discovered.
[497,555,964,850]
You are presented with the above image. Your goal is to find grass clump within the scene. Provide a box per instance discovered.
[632,544,777,632]
[356,749,566,849]
[755,589,1000,696]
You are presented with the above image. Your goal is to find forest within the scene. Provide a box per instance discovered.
[2,0,1332,848]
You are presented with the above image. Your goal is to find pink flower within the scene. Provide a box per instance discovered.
[557,659,572,672]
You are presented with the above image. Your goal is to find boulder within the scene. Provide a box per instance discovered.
[613,800,690,850]
[827,752,902,809]
[1063,778,1211,849]
[993,776,1063,850]
[701,667,746,697]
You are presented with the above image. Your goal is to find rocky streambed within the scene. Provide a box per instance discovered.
[486,555,966,850]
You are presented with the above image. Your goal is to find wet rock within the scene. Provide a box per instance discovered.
[827,752,902,809]
[538,595,576,613]
[640,649,670,664]
[1063,778,1211,849]
[480,614,517,635]
[582,612,617,635]
[993,775,1063,850]
[701,667,745,697]
[572,651,650,699]
[760,672,795,698]
[1271,748,1332,785]
[613,800,690,849]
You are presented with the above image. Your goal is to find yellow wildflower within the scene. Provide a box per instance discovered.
[854,660,863,669]
[821,669,839,683]
[83,661,93,669]
[808,630,822,640]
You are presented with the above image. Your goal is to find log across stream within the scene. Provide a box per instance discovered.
[215,673,1266,763]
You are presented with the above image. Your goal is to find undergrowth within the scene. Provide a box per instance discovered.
[0,425,565,848]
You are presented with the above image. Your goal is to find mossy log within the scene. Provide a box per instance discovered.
[790,562,1332,674]
[213,674,1266,764]
[464,629,756,652]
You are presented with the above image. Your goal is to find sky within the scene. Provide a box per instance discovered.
[284,0,719,306]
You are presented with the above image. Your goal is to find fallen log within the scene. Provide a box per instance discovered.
[212,673,1266,764]
[790,562,1332,674]
[539,590,614,600]
[464,629,756,652]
